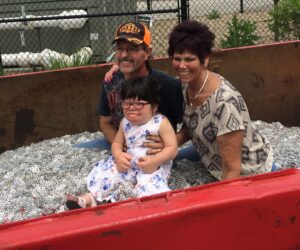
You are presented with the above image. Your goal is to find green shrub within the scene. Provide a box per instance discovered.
[268,0,300,40]
[208,9,220,20]
[221,15,261,48]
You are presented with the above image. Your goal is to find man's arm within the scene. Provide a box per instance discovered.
[99,115,118,144]
[98,76,119,144]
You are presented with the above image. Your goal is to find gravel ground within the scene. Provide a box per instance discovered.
[0,120,299,224]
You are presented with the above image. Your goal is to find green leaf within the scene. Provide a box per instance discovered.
[221,15,260,48]
[268,0,300,40]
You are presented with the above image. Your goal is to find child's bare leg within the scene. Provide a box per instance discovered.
[65,193,97,210]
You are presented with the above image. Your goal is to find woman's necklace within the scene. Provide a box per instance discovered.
[187,70,209,107]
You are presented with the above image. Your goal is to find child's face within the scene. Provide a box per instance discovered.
[121,98,156,125]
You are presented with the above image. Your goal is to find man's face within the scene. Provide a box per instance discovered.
[115,40,150,77]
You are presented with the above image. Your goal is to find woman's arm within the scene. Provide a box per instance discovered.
[216,130,244,180]
[137,118,178,173]
[176,124,191,147]
[104,64,119,82]
[112,121,132,172]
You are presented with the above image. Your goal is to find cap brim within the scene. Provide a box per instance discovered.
[113,35,143,45]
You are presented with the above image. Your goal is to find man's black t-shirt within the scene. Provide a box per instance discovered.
[98,69,183,130]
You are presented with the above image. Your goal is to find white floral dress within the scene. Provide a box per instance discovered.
[87,114,172,202]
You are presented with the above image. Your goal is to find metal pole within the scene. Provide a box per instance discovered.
[240,0,244,13]
[180,0,189,22]
[146,0,152,11]
[20,5,27,51]
[36,27,42,52]
[0,50,3,76]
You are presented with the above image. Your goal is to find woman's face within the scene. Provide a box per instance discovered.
[121,98,156,125]
[171,51,203,84]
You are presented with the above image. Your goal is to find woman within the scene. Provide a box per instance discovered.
[170,20,274,180]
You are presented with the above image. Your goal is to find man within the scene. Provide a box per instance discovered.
[76,21,198,160]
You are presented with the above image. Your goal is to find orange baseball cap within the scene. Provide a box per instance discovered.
[113,21,151,47]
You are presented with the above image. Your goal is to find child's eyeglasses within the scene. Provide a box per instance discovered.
[121,101,150,110]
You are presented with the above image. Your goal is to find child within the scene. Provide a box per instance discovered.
[66,76,178,209]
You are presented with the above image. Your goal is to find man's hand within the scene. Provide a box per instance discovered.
[143,134,163,155]
[137,156,158,173]
[115,152,132,173]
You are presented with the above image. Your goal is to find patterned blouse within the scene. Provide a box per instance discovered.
[182,75,273,180]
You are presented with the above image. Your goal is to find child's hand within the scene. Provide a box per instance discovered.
[137,156,158,173]
[115,152,132,172]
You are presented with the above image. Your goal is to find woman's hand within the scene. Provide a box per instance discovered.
[137,156,158,173]
[143,134,164,155]
[104,64,119,82]
[115,152,132,173]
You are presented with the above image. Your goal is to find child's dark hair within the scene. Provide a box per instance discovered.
[121,76,160,105]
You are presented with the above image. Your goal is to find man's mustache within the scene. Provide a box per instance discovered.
[119,58,133,63]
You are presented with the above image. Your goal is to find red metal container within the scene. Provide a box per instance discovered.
[1,40,300,153]
[1,168,300,250]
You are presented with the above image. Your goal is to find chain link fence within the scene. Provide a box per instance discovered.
[189,0,277,48]
[0,0,295,75]
[0,0,181,75]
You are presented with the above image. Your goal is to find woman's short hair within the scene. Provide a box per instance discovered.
[121,76,160,105]
[168,20,215,64]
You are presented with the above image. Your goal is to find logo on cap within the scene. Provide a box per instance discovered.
[119,23,141,34]
[113,22,151,47]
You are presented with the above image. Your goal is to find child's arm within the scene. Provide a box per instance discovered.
[137,117,178,173]
[112,120,132,172]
